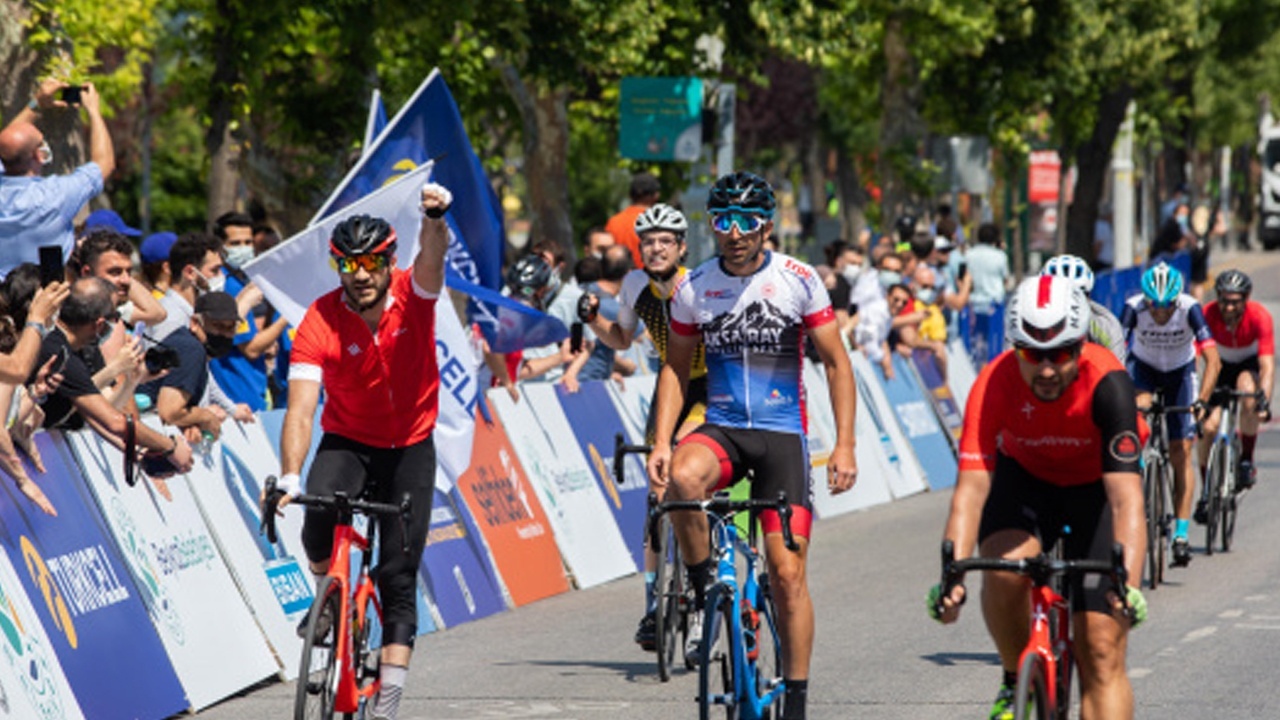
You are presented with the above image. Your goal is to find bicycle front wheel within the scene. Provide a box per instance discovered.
[752,580,784,720]
[1221,435,1241,552]
[1205,440,1226,556]
[654,517,680,682]
[350,579,382,718]
[1014,652,1051,720]
[1053,643,1075,720]
[699,586,739,720]
[296,576,342,720]
[1141,457,1163,589]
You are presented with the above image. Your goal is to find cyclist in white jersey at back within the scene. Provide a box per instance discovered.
[647,171,858,720]
[1121,262,1219,566]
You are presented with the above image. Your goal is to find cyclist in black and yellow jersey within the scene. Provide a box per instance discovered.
[578,202,708,655]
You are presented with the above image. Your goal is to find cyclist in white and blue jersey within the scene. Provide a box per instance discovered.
[647,171,858,720]
[1121,262,1220,566]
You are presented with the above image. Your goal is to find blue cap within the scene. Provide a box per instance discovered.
[84,208,141,237]
[140,232,178,264]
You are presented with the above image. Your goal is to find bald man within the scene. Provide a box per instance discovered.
[0,79,115,279]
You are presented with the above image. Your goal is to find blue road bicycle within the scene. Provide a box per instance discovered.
[650,492,799,720]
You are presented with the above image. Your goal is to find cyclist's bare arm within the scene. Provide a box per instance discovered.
[943,469,994,563]
[414,184,451,295]
[587,312,633,351]
[277,378,321,509]
[807,318,857,492]
[1102,469,1146,590]
[1197,343,1221,405]
[648,330,696,485]
[1259,354,1275,407]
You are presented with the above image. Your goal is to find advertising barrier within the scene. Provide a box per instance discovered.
[0,545,84,720]
[804,359,895,517]
[488,388,633,589]
[552,381,649,569]
[848,352,928,499]
[882,355,957,490]
[947,338,978,413]
[607,374,656,444]
[65,431,277,711]
[419,477,508,628]
[450,400,568,607]
[911,349,963,444]
[0,434,186,720]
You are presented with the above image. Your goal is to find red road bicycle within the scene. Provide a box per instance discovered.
[935,539,1130,720]
[262,476,412,720]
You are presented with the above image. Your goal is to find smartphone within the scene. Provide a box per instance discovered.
[957,262,969,282]
[570,322,584,354]
[38,245,64,287]
[60,85,84,106]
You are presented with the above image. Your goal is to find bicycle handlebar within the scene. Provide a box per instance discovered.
[613,433,651,486]
[935,539,1129,619]
[260,475,413,553]
[647,491,800,553]
[1138,400,1204,438]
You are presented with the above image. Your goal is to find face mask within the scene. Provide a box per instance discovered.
[878,270,902,290]
[1176,215,1189,232]
[840,264,862,285]
[916,288,938,305]
[203,334,235,358]
[201,272,226,295]
[36,141,52,167]
[224,245,254,269]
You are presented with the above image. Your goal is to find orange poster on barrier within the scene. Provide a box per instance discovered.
[453,399,570,606]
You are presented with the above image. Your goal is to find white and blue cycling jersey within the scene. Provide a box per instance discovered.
[670,251,834,434]
[1120,293,1214,373]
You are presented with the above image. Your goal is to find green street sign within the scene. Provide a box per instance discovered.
[619,77,703,162]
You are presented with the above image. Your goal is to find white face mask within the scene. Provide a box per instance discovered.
[224,245,255,269]
[840,264,862,285]
[202,272,226,294]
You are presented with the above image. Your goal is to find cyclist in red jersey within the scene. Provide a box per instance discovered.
[1197,269,1273,498]
[931,275,1148,720]
[271,183,451,720]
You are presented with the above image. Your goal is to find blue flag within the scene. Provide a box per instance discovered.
[361,88,388,159]
[446,268,569,354]
[316,69,504,291]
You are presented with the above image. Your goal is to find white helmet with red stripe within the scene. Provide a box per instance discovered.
[1007,274,1091,350]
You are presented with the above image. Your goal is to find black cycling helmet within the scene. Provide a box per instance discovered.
[1215,269,1252,296]
[506,254,554,302]
[330,215,397,258]
[707,171,776,216]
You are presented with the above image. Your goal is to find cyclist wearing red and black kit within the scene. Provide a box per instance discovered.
[648,171,858,720]
[933,275,1148,720]
[275,184,451,720]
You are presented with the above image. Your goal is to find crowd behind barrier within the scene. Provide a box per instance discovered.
[0,261,1160,720]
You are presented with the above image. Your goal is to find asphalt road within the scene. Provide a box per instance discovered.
[194,246,1280,720]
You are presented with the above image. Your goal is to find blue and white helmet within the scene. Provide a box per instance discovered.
[1042,254,1095,294]
[1141,261,1183,307]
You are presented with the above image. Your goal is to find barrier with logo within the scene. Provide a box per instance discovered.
[946,338,978,413]
[911,349,963,445]
[553,381,649,569]
[419,479,508,628]
[881,354,958,490]
[184,419,309,680]
[488,388,633,588]
[450,399,569,607]
[64,431,278,711]
[0,434,186,720]
[848,352,929,499]
[804,358,896,517]
[0,545,84,720]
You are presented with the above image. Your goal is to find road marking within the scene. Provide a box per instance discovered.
[1130,667,1153,679]
[1182,626,1217,642]
[1218,609,1244,619]
[1156,646,1179,658]
[1235,624,1280,631]
[1244,594,1268,602]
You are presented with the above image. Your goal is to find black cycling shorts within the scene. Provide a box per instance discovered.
[978,454,1119,614]
[678,424,812,539]
[1217,357,1260,392]
[301,433,436,646]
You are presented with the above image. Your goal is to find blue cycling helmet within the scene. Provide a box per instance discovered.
[1141,262,1183,307]
[1042,254,1095,294]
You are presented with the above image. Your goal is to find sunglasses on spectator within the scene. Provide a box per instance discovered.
[710,210,769,235]
[331,254,391,274]
[1015,342,1081,366]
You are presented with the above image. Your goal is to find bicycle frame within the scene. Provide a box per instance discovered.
[325,520,381,713]
[1021,581,1072,712]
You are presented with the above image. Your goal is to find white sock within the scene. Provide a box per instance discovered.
[371,664,408,719]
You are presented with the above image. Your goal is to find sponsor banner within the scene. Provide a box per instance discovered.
[801,360,836,467]
[0,433,185,720]
[65,431,277,710]
[911,349,964,444]
[452,399,568,607]
[550,381,648,570]
[419,475,507,628]
[184,420,307,679]
[607,374,656,445]
[849,352,928,499]
[946,338,978,413]
[0,527,84,720]
[257,408,322,470]
[809,359,895,518]
[882,355,957,490]
[488,387,633,588]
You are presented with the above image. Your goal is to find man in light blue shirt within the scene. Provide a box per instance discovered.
[0,79,115,279]
[966,222,1011,314]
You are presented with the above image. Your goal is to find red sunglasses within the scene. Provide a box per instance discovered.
[1015,342,1081,365]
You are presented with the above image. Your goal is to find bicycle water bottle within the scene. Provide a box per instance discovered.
[741,598,760,661]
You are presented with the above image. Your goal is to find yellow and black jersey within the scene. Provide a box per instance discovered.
[616,267,707,379]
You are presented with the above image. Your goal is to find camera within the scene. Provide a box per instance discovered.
[60,85,86,106]
[145,344,181,374]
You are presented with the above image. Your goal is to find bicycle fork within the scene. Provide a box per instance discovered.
[1018,585,1071,712]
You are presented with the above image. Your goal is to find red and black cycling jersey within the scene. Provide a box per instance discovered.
[959,343,1143,486]
[1202,299,1274,365]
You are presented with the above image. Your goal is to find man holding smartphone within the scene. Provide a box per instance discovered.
[0,78,116,279]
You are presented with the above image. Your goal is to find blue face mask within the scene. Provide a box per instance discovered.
[917,287,938,305]
[879,270,902,290]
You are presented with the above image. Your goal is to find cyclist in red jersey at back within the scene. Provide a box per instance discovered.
[1198,269,1273,496]
[270,183,452,720]
[931,275,1148,720]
